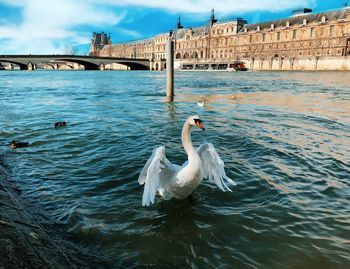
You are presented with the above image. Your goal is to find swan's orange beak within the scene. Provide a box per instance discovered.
[195,120,205,131]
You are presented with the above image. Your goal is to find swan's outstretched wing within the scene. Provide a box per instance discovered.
[197,142,236,191]
[138,146,175,206]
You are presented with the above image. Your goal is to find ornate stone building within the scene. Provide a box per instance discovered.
[90,32,112,56]
[94,7,350,70]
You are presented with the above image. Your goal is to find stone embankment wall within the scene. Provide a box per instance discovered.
[245,56,350,71]
[0,164,104,269]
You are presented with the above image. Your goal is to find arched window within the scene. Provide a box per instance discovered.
[175,52,181,59]
[183,52,189,59]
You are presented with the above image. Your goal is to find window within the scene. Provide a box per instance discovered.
[249,35,252,43]
[263,33,266,42]
[330,25,334,36]
[292,30,297,39]
[310,28,314,38]
[277,32,280,41]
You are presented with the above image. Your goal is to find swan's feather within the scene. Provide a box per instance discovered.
[138,146,175,206]
[197,143,236,191]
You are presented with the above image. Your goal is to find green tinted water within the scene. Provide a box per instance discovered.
[0,70,349,268]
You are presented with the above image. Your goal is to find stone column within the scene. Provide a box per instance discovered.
[149,57,154,71]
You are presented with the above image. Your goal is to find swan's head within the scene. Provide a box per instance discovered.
[188,115,205,130]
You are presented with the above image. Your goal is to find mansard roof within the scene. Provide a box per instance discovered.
[118,37,155,45]
[243,8,348,32]
[174,25,208,39]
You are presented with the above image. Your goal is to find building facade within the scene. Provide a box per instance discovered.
[90,32,112,56]
[93,7,350,71]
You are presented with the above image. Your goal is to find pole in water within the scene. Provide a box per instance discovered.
[166,31,174,102]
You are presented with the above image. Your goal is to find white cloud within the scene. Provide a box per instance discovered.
[117,28,142,39]
[100,0,317,14]
[0,0,125,54]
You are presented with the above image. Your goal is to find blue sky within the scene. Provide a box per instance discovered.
[0,0,348,55]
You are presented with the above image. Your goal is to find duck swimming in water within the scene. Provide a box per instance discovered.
[54,121,67,128]
[10,140,29,149]
[138,115,236,206]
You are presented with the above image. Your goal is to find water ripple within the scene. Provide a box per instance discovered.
[1,70,349,268]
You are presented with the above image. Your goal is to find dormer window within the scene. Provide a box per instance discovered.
[257,25,260,32]
[292,30,297,39]
[310,27,314,37]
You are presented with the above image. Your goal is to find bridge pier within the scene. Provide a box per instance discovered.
[27,62,34,71]
[99,63,105,71]
[149,58,154,71]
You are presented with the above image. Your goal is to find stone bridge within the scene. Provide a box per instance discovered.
[0,55,151,70]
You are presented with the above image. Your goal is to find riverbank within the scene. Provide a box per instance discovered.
[0,162,105,269]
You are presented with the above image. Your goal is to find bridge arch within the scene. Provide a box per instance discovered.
[55,58,99,70]
[42,58,150,70]
[0,59,29,70]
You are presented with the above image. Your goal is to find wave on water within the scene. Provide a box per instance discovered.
[1,70,349,268]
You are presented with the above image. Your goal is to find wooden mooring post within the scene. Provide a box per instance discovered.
[166,33,174,102]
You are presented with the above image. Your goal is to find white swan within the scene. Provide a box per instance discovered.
[197,101,204,107]
[138,115,236,206]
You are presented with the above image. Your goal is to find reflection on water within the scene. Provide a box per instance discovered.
[0,70,349,268]
[178,91,350,124]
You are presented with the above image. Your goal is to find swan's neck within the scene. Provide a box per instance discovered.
[181,121,198,162]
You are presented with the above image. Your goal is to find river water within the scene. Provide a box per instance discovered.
[0,70,349,268]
